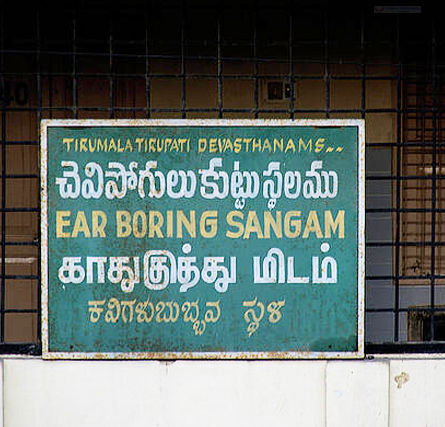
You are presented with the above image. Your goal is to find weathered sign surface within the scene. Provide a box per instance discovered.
[41,119,365,359]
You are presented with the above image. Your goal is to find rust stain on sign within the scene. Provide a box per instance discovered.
[41,119,365,360]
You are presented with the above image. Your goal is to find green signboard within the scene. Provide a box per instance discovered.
[41,119,365,359]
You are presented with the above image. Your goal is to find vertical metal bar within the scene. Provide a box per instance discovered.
[181,0,187,119]
[217,1,223,119]
[394,14,402,342]
[288,1,294,120]
[72,6,78,119]
[145,1,151,119]
[324,8,330,119]
[253,0,259,119]
[360,8,366,120]
[48,80,53,119]
[360,8,367,343]
[430,20,437,340]
[48,41,53,120]
[36,8,42,344]
[109,2,115,119]
[0,6,6,344]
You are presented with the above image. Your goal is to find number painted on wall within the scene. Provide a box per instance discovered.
[1,81,29,106]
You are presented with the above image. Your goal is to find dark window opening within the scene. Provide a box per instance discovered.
[0,2,444,354]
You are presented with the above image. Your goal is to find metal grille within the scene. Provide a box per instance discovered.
[0,2,442,354]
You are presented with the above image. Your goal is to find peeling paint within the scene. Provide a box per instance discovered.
[394,372,410,388]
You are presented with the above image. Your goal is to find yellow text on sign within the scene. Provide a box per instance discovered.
[56,211,107,238]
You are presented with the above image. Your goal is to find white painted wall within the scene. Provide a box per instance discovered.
[2,357,445,427]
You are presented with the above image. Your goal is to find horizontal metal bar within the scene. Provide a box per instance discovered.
[1,48,400,66]
[367,142,445,147]
[0,107,402,116]
[0,140,39,146]
[0,257,36,264]
[0,70,400,81]
[366,307,445,313]
[367,208,445,213]
[367,241,445,247]
[0,174,39,179]
[367,278,445,283]
[0,343,41,355]
[366,343,445,354]
[0,241,39,246]
[0,208,39,212]
[366,176,445,181]
[2,308,38,313]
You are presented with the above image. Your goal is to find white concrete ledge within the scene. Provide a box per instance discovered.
[390,359,445,427]
[4,357,445,427]
[326,360,389,427]
[3,359,327,427]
